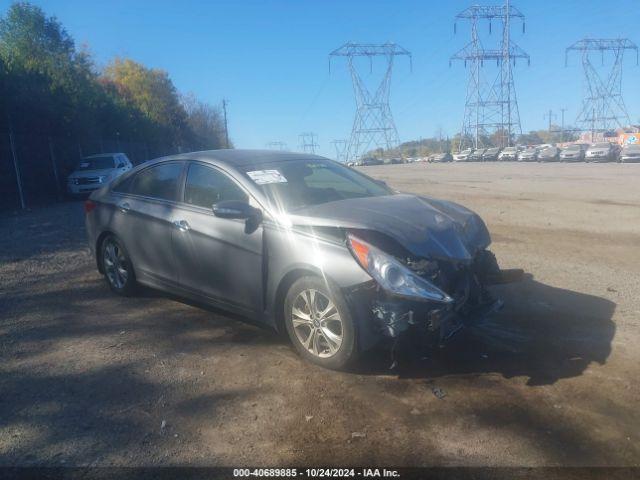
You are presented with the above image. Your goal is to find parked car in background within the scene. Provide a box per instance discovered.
[431,152,453,163]
[518,147,538,162]
[559,144,587,162]
[585,142,618,162]
[85,150,516,370]
[497,146,519,161]
[537,146,560,162]
[359,157,384,166]
[481,147,501,162]
[453,148,474,162]
[67,153,133,196]
[468,148,487,162]
[618,144,640,163]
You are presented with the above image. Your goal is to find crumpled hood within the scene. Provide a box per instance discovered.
[68,168,114,179]
[288,193,491,262]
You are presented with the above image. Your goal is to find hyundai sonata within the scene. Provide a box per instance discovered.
[85,150,516,369]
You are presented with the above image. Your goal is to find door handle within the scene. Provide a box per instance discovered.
[119,202,130,213]
[173,219,190,231]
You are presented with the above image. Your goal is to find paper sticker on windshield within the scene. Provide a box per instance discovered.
[246,169,288,185]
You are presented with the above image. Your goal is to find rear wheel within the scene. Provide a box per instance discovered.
[284,276,357,370]
[101,235,137,296]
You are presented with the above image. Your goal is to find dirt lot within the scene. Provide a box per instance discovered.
[1,162,639,467]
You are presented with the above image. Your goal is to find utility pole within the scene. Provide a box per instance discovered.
[451,3,529,150]
[222,98,230,149]
[8,120,25,209]
[330,43,411,162]
[48,137,61,199]
[544,109,557,131]
[560,108,567,141]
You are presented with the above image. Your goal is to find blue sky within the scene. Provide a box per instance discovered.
[2,0,639,157]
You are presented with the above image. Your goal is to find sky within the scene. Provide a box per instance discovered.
[1,0,639,158]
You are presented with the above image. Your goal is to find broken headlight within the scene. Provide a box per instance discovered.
[347,233,453,303]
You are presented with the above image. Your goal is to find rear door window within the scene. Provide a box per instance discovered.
[128,162,183,201]
[184,163,248,208]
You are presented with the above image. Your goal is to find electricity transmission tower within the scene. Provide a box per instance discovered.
[330,139,348,162]
[544,109,557,131]
[330,42,411,162]
[565,38,638,138]
[451,1,529,150]
[266,141,288,151]
[298,132,319,154]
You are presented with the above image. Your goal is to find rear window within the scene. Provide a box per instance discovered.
[77,155,114,170]
[127,162,183,201]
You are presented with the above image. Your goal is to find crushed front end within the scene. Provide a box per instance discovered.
[344,237,522,352]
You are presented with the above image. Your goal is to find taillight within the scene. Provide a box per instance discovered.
[84,200,97,214]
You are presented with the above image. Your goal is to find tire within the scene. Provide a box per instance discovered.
[284,275,358,370]
[100,234,137,296]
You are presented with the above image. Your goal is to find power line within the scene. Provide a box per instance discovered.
[450,1,529,150]
[298,132,319,154]
[565,38,638,139]
[330,139,348,162]
[329,42,411,162]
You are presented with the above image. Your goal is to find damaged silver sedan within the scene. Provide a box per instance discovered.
[85,150,520,370]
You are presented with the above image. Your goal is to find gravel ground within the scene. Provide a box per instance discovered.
[0,162,639,467]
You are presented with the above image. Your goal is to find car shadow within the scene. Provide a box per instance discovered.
[355,274,616,386]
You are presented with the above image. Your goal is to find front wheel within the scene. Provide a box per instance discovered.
[284,276,358,370]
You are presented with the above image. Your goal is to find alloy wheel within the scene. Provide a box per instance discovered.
[291,288,343,358]
[103,239,129,290]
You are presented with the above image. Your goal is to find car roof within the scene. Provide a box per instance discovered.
[156,149,327,169]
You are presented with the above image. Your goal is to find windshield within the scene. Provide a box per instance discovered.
[242,159,393,212]
[503,147,517,152]
[564,145,581,151]
[591,143,610,149]
[77,155,115,170]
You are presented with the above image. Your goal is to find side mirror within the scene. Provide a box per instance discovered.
[212,200,260,220]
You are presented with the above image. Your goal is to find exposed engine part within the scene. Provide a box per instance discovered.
[372,301,414,337]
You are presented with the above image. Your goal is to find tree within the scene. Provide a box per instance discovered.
[182,93,227,150]
[102,58,189,148]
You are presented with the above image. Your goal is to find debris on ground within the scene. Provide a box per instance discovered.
[160,420,167,434]
[432,386,447,400]
[351,431,366,439]
[305,415,313,422]
[410,408,421,415]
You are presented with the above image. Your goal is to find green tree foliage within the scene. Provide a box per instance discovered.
[0,1,226,155]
